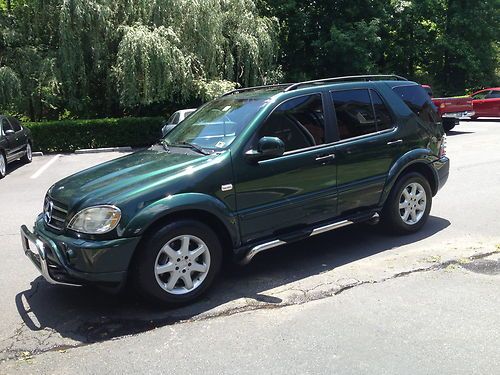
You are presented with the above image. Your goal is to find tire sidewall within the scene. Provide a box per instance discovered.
[133,220,222,305]
[0,152,6,178]
[384,172,432,234]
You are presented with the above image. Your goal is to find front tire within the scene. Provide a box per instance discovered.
[0,152,6,179]
[382,172,432,234]
[132,220,222,306]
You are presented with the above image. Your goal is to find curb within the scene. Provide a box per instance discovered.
[74,147,133,154]
[32,152,44,157]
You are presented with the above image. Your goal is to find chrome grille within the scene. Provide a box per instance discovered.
[44,197,68,231]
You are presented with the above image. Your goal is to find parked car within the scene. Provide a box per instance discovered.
[161,108,197,136]
[422,85,474,131]
[0,116,33,178]
[21,75,449,306]
[470,88,500,119]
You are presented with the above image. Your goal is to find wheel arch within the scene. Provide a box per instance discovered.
[380,151,439,206]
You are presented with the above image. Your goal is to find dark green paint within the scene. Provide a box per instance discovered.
[26,80,448,286]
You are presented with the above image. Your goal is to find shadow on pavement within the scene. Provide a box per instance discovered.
[15,215,450,344]
[446,130,475,136]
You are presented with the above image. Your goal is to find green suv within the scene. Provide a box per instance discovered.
[21,75,449,305]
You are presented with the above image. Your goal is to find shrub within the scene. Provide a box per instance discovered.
[24,117,165,152]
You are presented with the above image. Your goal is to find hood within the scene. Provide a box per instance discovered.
[49,148,212,209]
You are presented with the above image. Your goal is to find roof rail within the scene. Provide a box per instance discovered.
[221,75,408,97]
[284,75,408,92]
[221,83,293,97]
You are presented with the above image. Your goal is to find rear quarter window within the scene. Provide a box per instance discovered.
[392,85,439,126]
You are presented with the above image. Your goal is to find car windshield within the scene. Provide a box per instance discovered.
[164,97,268,150]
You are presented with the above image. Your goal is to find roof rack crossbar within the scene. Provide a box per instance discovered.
[222,83,293,97]
[284,75,408,92]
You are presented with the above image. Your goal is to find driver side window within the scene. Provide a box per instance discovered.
[2,118,12,134]
[258,94,325,152]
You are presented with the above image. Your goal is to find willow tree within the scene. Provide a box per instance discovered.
[113,0,280,108]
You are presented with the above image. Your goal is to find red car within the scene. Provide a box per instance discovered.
[470,88,500,119]
[422,85,474,131]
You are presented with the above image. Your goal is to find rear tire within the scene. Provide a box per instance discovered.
[382,172,432,235]
[131,219,222,306]
[21,143,32,164]
[442,118,456,132]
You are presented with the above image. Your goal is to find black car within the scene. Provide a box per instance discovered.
[0,116,33,178]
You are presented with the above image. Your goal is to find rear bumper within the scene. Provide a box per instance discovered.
[442,110,475,119]
[20,216,140,287]
[432,156,450,193]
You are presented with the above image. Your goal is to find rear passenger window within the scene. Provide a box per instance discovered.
[258,94,325,152]
[370,90,393,131]
[331,89,377,139]
[392,85,439,126]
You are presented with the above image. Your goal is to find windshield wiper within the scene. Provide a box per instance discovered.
[171,141,210,155]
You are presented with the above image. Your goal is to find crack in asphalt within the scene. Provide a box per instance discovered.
[2,250,498,364]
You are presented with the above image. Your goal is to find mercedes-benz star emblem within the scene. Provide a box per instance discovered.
[44,199,53,224]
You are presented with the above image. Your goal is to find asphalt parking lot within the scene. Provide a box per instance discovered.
[0,120,499,374]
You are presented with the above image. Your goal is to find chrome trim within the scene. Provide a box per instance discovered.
[315,153,336,161]
[52,204,68,213]
[20,225,81,287]
[310,220,353,236]
[239,239,286,265]
[387,139,403,145]
[239,213,379,265]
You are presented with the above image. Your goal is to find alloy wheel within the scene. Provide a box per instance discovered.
[154,234,211,295]
[399,182,427,225]
[0,154,6,177]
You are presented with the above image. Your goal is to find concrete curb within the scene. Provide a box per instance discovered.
[74,147,133,154]
[32,152,44,157]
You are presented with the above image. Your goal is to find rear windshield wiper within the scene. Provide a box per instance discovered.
[171,141,210,155]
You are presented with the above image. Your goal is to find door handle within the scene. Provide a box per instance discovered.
[387,139,403,145]
[315,153,336,161]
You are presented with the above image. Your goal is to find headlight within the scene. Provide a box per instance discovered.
[68,205,121,234]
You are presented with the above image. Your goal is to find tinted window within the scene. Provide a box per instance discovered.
[1,118,12,133]
[331,89,377,139]
[370,90,393,131]
[487,90,500,99]
[8,117,21,132]
[392,85,439,126]
[258,94,325,152]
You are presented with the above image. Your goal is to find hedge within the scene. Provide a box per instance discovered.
[24,117,165,153]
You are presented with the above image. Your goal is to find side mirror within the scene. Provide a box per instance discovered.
[4,129,14,135]
[245,136,285,162]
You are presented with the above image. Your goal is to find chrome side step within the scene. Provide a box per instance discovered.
[239,213,378,265]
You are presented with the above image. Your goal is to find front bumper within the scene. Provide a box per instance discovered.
[21,216,141,287]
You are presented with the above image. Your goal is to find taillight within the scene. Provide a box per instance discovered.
[440,103,446,109]
[439,134,447,158]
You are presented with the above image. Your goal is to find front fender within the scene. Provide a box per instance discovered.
[380,148,439,205]
[120,193,239,245]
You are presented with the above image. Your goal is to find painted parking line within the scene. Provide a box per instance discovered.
[30,154,61,179]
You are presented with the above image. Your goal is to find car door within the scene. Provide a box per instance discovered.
[8,117,28,150]
[331,88,403,215]
[483,90,500,117]
[472,90,491,117]
[1,117,20,160]
[233,93,338,243]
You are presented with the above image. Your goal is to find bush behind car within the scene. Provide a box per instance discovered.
[25,117,164,153]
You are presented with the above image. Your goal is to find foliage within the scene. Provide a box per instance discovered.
[24,117,164,152]
[0,0,498,120]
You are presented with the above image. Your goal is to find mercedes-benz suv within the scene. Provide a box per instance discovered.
[21,75,449,305]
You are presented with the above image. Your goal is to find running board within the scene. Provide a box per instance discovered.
[238,213,378,265]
